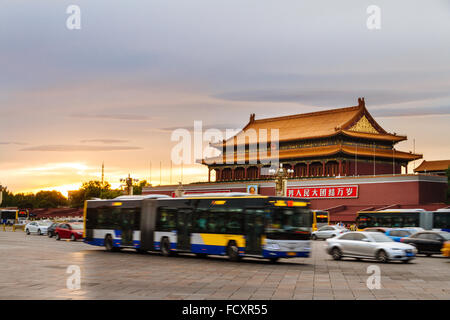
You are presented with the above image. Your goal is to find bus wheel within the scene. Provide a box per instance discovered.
[105,235,118,252]
[195,253,207,258]
[226,242,241,262]
[269,257,279,263]
[161,237,172,257]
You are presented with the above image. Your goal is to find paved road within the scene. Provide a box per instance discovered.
[0,231,449,300]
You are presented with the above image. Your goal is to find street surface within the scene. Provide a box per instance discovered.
[1,231,449,300]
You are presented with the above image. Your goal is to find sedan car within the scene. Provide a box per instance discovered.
[311,225,347,240]
[54,223,84,241]
[385,229,416,242]
[326,231,417,263]
[362,227,389,233]
[47,222,60,238]
[401,231,450,256]
[25,221,52,235]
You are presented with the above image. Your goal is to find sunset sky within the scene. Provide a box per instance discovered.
[1,1,450,196]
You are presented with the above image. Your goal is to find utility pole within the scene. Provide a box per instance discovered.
[101,161,105,186]
[0,184,4,206]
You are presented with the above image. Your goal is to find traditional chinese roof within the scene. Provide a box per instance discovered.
[200,143,422,165]
[212,97,406,148]
[414,160,450,173]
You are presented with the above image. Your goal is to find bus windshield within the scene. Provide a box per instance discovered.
[266,207,312,234]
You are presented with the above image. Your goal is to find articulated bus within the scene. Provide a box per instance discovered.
[84,193,313,262]
[0,209,29,225]
[312,210,329,231]
[356,209,437,231]
[433,209,450,232]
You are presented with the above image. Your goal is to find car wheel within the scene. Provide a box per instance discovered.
[311,234,317,240]
[330,234,336,238]
[160,237,172,257]
[226,241,241,262]
[48,232,53,238]
[26,229,30,235]
[402,259,411,264]
[425,253,432,257]
[70,234,76,241]
[332,247,342,260]
[55,233,60,240]
[376,250,389,263]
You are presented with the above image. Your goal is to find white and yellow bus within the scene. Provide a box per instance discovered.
[84,193,313,263]
[312,210,329,231]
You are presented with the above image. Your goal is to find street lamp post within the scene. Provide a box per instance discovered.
[269,164,294,197]
[0,184,4,206]
[120,174,139,195]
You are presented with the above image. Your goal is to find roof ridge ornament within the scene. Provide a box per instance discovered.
[249,113,256,123]
[358,97,365,108]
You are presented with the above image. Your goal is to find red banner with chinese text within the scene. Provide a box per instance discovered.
[287,185,358,199]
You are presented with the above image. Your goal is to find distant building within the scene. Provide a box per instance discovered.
[414,160,450,176]
[201,97,421,181]
[144,98,447,223]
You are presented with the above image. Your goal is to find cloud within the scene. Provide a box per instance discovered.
[212,89,450,107]
[0,141,27,145]
[80,139,129,144]
[70,113,154,121]
[20,145,142,152]
[372,105,450,118]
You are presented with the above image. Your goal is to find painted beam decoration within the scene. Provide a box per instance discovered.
[287,185,358,199]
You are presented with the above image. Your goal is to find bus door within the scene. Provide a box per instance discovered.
[176,208,192,251]
[244,209,265,255]
[120,209,136,246]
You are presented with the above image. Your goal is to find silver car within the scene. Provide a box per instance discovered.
[311,225,347,240]
[326,231,417,263]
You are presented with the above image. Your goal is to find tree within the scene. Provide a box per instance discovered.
[132,180,150,195]
[69,180,124,208]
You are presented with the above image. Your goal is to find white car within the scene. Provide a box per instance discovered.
[25,221,52,235]
[311,225,348,240]
[326,231,417,263]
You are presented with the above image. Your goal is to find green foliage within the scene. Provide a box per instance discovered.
[69,180,124,208]
[0,188,67,209]
[132,180,150,195]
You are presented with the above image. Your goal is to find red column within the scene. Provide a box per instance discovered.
[338,160,342,176]
[322,162,325,176]
[306,163,310,176]
[244,167,248,180]
[231,168,235,181]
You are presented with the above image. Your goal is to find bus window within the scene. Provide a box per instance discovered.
[226,213,243,234]
[157,208,177,231]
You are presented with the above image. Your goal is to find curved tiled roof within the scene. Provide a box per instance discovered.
[212,98,404,148]
[414,160,450,172]
[200,144,422,165]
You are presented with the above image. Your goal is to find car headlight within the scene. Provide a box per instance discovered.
[76,232,82,235]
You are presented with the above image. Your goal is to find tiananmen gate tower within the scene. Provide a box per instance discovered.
[144,98,448,222]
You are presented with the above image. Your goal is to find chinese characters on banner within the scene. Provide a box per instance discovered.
[287,185,358,199]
